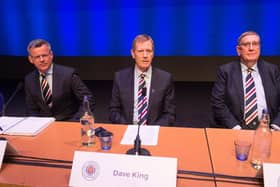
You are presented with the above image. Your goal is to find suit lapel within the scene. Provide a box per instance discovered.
[51,64,58,106]
[34,71,44,102]
[147,67,157,120]
[257,60,271,111]
[127,66,135,121]
[233,62,245,115]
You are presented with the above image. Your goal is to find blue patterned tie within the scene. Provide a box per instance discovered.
[244,68,258,127]
[137,74,148,125]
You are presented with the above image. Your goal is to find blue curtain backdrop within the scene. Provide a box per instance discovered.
[0,0,280,56]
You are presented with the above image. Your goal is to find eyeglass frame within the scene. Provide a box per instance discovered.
[29,51,52,61]
[238,41,260,48]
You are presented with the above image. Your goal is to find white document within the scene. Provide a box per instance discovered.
[0,116,55,136]
[0,117,25,132]
[69,151,177,187]
[120,125,160,145]
[263,162,280,187]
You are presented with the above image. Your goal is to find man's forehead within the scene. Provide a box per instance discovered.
[135,41,153,48]
[240,34,260,42]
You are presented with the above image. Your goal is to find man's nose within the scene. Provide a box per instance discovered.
[143,51,147,57]
[249,43,254,50]
[39,55,44,61]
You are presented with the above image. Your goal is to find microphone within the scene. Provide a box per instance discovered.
[2,82,23,116]
[142,87,146,96]
[126,123,151,156]
[0,92,4,116]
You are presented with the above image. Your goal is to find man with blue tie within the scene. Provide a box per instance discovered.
[211,31,280,130]
[109,34,175,126]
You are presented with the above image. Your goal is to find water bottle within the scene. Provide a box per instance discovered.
[250,109,272,170]
[80,95,95,146]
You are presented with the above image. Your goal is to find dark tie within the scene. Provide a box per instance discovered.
[41,74,52,107]
[137,74,148,125]
[244,68,258,128]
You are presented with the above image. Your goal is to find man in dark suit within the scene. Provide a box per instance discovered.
[211,31,280,130]
[109,34,175,126]
[25,39,95,121]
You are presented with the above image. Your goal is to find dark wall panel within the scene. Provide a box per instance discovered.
[1,56,279,81]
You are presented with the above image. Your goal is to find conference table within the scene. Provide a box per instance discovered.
[206,128,280,187]
[0,122,279,187]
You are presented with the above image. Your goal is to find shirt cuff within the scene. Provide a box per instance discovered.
[271,124,280,131]
[232,125,242,130]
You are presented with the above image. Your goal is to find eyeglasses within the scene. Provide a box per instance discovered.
[30,53,51,60]
[239,41,260,48]
[135,49,153,54]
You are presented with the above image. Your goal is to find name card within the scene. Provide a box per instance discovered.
[69,151,177,187]
[0,139,18,170]
[263,162,280,187]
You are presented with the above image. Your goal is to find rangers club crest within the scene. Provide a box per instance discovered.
[82,161,100,181]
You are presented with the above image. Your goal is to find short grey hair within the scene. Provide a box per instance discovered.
[27,39,52,54]
[237,31,260,45]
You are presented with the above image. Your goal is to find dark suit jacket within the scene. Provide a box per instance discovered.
[211,59,280,129]
[25,64,95,121]
[109,66,176,126]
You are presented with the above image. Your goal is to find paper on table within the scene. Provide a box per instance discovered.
[0,117,25,133]
[4,117,55,136]
[120,125,160,145]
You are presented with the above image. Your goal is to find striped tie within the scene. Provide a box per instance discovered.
[244,68,258,128]
[137,74,148,125]
[41,74,52,107]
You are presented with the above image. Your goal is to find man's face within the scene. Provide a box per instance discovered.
[131,40,154,72]
[28,44,53,73]
[236,34,260,65]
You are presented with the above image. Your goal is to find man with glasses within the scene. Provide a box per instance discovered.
[211,31,280,130]
[109,34,175,126]
[25,39,95,121]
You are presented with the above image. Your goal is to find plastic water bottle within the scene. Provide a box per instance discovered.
[80,95,95,146]
[250,109,272,170]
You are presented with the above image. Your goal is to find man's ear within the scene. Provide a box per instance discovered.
[131,49,135,59]
[236,45,241,56]
[49,50,54,59]
[28,56,34,64]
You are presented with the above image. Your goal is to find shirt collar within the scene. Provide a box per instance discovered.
[241,62,258,73]
[135,65,152,79]
[39,64,53,76]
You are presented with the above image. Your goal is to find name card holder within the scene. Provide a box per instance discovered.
[69,151,177,187]
[263,162,280,187]
[0,139,17,170]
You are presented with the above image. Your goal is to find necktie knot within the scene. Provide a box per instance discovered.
[247,68,254,73]
[140,73,145,79]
